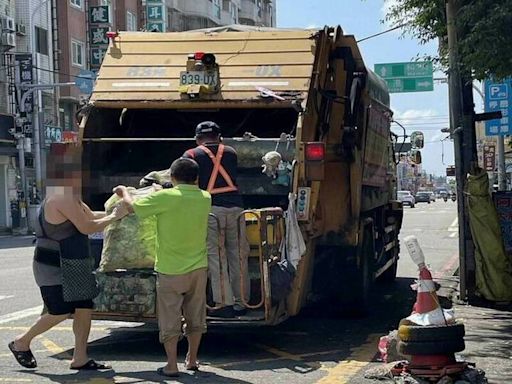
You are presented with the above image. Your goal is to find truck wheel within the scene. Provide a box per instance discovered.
[398,338,465,355]
[398,323,465,342]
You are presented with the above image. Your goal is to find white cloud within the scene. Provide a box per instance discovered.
[381,0,399,21]
[395,109,439,120]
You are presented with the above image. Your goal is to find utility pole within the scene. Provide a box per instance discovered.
[446,0,476,301]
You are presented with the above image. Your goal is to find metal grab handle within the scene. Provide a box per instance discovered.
[237,208,285,319]
[206,213,226,310]
[237,210,265,310]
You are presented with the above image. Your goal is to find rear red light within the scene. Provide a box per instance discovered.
[106,31,118,40]
[305,142,325,161]
[194,51,205,60]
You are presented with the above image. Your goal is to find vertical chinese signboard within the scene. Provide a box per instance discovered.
[14,54,34,138]
[483,145,496,171]
[484,79,512,136]
[146,0,166,32]
[89,5,111,70]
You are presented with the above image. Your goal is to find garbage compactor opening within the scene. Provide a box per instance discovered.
[81,107,299,212]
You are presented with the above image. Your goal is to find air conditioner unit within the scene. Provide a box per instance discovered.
[1,33,16,48]
[1,16,15,32]
[15,23,26,36]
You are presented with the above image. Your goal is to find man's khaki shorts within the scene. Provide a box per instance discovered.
[156,268,207,344]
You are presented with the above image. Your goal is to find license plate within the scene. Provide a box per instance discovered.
[179,71,219,87]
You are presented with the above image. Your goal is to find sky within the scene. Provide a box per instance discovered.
[276,0,486,176]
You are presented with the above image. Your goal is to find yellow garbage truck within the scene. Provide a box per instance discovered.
[80,26,403,325]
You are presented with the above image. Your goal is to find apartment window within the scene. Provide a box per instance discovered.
[70,0,83,9]
[71,40,85,67]
[35,27,49,56]
[126,11,137,31]
[213,0,221,19]
[222,0,230,12]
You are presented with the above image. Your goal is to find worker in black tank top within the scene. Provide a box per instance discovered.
[8,143,127,371]
[183,121,250,318]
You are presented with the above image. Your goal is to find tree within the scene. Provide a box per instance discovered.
[385,0,512,80]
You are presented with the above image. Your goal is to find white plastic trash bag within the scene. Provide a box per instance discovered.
[280,193,306,269]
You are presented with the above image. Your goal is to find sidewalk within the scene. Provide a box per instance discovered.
[438,278,512,384]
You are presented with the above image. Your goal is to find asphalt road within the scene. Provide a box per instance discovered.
[0,201,460,384]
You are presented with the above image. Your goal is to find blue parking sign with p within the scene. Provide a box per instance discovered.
[485,79,512,136]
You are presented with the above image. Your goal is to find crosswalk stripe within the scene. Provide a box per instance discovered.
[0,295,14,301]
[0,306,42,325]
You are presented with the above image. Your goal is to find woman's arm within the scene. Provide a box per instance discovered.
[80,202,107,219]
[57,197,127,235]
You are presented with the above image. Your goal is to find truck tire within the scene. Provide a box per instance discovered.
[398,338,465,355]
[398,323,465,342]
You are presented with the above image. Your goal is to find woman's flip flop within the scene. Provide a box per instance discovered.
[70,359,111,370]
[8,341,37,369]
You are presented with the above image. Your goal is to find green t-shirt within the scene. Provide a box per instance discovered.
[132,184,211,275]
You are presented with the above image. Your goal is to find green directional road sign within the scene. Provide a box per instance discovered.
[374,62,434,93]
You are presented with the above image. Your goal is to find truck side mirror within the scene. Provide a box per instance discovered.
[410,131,424,149]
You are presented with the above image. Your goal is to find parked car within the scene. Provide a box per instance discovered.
[398,191,415,208]
[415,191,431,204]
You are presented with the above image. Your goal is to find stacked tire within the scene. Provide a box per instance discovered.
[397,323,465,355]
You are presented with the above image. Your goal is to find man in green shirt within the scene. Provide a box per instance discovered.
[114,158,211,378]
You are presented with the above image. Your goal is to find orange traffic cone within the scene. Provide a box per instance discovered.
[412,266,440,314]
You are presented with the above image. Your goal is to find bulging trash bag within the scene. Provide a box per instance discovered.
[99,186,157,271]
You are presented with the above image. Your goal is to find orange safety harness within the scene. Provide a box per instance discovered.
[186,144,238,195]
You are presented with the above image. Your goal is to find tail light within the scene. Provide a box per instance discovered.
[194,52,205,60]
[305,142,325,161]
[106,31,118,40]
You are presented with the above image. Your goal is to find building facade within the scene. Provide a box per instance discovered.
[0,0,277,230]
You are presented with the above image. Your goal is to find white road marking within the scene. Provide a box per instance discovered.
[449,217,458,228]
[0,295,14,301]
[450,232,458,238]
[0,305,42,325]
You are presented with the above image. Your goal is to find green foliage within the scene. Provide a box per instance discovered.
[384,0,512,80]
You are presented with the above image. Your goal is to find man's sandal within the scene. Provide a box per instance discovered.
[157,367,180,377]
[185,359,200,371]
[8,341,37,369]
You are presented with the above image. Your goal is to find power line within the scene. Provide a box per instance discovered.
[0,64,90,81]
[357,23,408,43]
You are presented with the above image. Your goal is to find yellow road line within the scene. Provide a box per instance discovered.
[38,336,74,360]
[215,347,346,369]
[315,333,380,384]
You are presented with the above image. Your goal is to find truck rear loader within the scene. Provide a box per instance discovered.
[79,25,403,326]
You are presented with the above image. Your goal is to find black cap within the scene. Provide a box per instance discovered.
[195,121,221,136]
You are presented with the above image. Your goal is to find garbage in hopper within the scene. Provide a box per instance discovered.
[404,235,454,326]
[99,186,158,272]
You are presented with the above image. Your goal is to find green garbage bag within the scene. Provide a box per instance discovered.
[99,186,157,271]
[467,169,512,301]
